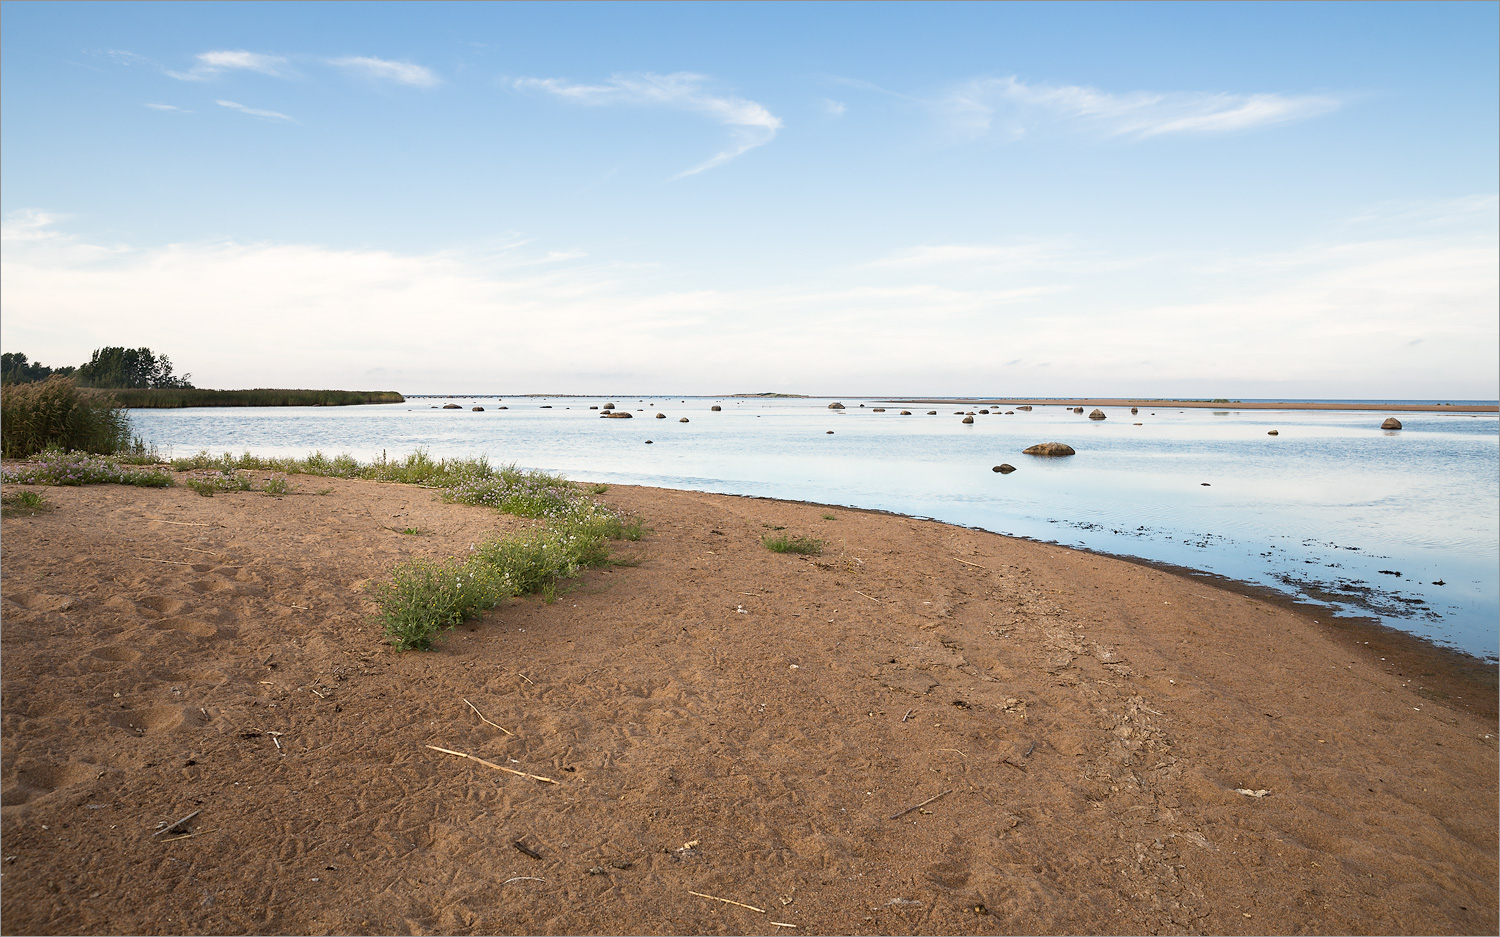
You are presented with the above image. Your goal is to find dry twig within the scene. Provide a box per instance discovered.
[889,789,952,820]
[425,745,558,784]
[952,557,989,569]
[464,698,515,736]
[151,809,201,837]
[134,556,197,566]
[689,890,766,913]
[854,591,881,603]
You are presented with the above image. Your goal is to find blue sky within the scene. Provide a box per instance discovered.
[2,1,1495,396]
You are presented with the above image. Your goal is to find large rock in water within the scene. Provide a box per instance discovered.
[1023,442,1076,456]
[962,415,975,424]
[711,405,722,411]
[1088,409,1106,420]
[828,402,845,409]
[601,411,633,419]
[1017,405,1032,411]
[471,406,485,412]
[992,464,1017,474]
[655,413,666,419]
[1381,417,1402,430]
[442,403,462,409]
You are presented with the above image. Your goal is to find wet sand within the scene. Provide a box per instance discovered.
[2,474,1496,935]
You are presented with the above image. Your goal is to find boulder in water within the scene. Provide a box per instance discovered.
[993,464,1017,474]
[1023,442,1076,457]
[1381,417,1402,430]
[711,405,722,411]
[828,402,844,409]
[1088,409,1106,420]
[962,415,975,424]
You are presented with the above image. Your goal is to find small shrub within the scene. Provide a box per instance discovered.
[586,483,609,494]
[188,478,217,497]
[821,513,837,520]
[762,533,824,555]
[1,377,132,458]
[368,557,510,651]
[262,474,291,496]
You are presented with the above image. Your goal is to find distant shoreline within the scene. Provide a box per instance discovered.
[117,388,404,408]
[883,397,1498,414]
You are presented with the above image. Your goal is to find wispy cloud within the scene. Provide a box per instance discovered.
[216,100,295,123]
[144,103,190,113]
[820,98,847,117]
[940,76,1341,141]
[328,56,440,88]
[170,50,287,81]
[515,72,782,176]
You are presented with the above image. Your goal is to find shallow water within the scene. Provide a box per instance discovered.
[129,397,1500,660]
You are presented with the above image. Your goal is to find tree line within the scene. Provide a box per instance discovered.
[1,347,193,389]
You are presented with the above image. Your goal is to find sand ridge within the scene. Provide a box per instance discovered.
[1,475,1495,935]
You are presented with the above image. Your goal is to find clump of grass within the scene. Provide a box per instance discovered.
[262,474,291,496]
[1,450,173,488]
[371,503,638,651]
[442,465,581,517]
[586,483,609,494]
[821,512,837,520]
[1,489,51,517]
[1,377,132,458]
[185,468,253,497]
[762,533,824,555]
[187,478,217,497]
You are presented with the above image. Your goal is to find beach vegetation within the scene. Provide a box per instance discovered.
[1,449,173,488]
[371,497,638,651]
[1,377,133,458]
[262,474,291,496]
[762,533,824,555]
[109,388,402,407]
[1,489,51,517]
[821,512,837,520]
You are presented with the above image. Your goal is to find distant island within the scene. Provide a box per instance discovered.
[109,388,404,408]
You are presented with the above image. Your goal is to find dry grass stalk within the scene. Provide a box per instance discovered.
[425,744,558,784]
[688,890,766,913]
[464,697,515,736]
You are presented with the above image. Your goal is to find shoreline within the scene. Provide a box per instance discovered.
[2,472,1495,934]
[884,397,1499,414]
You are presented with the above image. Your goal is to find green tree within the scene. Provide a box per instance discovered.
[75,347,192,389]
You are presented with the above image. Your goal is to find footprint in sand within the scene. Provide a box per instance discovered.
[138,595,189,617]
[107,705,194,737]
[149,617,219,638]
[89,645,143,663]
[4,592,77,613]
[2,762,98,806]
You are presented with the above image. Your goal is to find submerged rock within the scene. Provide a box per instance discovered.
[442,403,462,409]
[602,411,633,419]
[1017,405,1032,411]
[993,464,1017,474]
[927,411,937,415]
[1023,442,1076,456]
[1381,417,1403,430]
[900,410,912,415]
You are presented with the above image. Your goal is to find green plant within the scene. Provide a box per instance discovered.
[0,377,132,458]
[262,474,291,496]
[1,489,51,516]
[1,450,173,488]
[187,478,217,497]
[586,483,609,494]
[821,513,837,520]
[315,488,333,496]
[762,534,824,555]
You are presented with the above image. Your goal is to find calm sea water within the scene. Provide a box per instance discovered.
[129,397,1500,660]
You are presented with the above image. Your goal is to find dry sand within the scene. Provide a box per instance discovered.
[1,473,1496,936]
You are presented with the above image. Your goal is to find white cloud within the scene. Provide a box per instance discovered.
[820,98,847,117]
[144,103,190,112]
[216,100,295,123]
[515,72,782,176]
[169,50,287,81]
[2,217,1492,397]
[328,56,440,88]
[941,76,1341,141]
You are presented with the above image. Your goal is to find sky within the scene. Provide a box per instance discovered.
[2,1,1496,397]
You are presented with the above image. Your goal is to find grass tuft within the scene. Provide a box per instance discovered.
[1,489,51,517]
[762,533,824,555]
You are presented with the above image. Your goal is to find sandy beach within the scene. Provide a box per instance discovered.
[2,473,1496,935]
